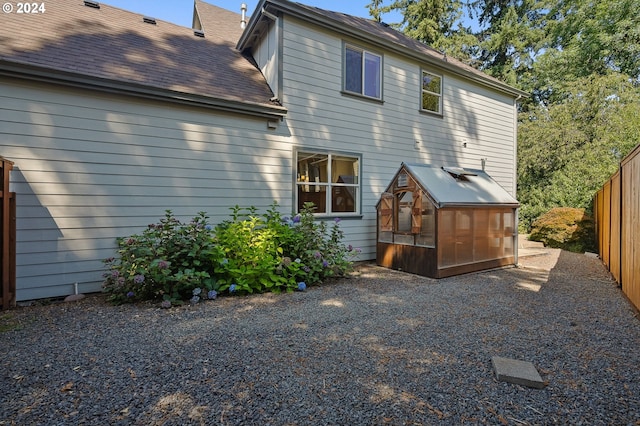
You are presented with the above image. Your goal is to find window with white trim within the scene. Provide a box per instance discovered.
[344,44,382,99]
[421,70,442,114]
[296,151,360,215]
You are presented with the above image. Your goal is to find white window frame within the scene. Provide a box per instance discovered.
[421,69,443,115]
[343,43,382,100]
[295,149,362,217]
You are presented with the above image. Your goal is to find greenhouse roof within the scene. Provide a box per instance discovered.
[402,163,519,208]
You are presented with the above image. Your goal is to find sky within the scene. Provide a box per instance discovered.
[100,1,397,29]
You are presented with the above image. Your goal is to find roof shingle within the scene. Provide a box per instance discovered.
[0,0,281,112]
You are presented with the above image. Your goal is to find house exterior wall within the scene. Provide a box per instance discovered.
[271,15,518,261]
[1,11,519,301]
[0,77,293,301]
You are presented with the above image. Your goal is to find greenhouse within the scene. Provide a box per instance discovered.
[377,163,520,278]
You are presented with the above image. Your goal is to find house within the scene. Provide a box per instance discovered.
[0,0,527,301]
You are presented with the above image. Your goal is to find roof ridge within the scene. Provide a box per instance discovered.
[194,0,244,43]
[99,0,196,31]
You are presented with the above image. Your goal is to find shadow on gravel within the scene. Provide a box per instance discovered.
[1,255,639,425]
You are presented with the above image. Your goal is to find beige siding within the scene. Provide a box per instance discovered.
[1,78,292,300]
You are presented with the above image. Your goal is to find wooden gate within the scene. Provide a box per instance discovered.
[0,156,16,310]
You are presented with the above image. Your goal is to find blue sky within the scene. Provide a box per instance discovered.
[100,1,398,28]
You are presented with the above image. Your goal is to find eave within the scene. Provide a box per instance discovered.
[238,0,529,99]
[0,60,288,120]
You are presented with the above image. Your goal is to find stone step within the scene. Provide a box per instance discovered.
[491,356,546,389]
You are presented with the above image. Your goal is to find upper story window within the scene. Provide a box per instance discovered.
[296,150,361,216]
[421,70,442,114]
[344,44,382,99]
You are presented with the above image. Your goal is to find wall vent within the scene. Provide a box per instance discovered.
[194,29,205,38]
[143,16,157,25]
[83,0,100,9]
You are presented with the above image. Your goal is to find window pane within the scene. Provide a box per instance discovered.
[345,47,362,94]
[422,93,440,113]
[455,210,474,264]
[364,52,381,98]
[297,152,328,183]
[397,191,413,232]
[379,230,393,243]
[504,234,514,256]
[332,187,357,212]
[394,234,414,245]
[416,195,435,247]
[456,210,472,232]
[298,185,327,213]
[504,210,514,233]
[439,210,454,266]
[422,71,441,113]
[331,156,359,184]
[489,211,502,231]
[422,72,441,94]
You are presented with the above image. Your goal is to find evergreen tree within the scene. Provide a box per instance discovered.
[367,0,640,232]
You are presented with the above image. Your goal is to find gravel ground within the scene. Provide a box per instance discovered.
[1,250,639,425]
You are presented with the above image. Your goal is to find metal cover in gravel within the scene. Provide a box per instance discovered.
[492,356,546,389]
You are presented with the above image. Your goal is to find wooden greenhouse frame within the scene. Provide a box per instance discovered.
[376,163,519,278]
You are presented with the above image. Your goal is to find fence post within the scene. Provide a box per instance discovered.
[1,156,16,310]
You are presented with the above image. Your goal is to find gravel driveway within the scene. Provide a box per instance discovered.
[1,249,639,425]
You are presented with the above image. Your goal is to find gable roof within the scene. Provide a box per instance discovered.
[383,163,519,208]
[0,0,286,118]
[193,0,245,45]
[239,0,528,99]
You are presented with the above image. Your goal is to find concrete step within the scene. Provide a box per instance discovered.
[518,234,545,249]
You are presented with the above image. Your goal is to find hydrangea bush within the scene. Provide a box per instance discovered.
[102,211,217,304]
[279,202,360,285]
[103,202,360,305]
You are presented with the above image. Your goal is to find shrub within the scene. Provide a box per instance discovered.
[213,202,360,294]
[529,207,596,253]
[212,205,301,294]
[102,203,360,304]
[280,202,359,285]
[102,211,217,304]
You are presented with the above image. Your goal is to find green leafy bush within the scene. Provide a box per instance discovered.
[102,203,360,305]
[529,207,596,253]
[212,205,300,294]
[102,211,217,304]
[213,202,359,294]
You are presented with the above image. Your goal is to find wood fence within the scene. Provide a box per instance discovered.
[594,144,640,310]
[0,156,16,310]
